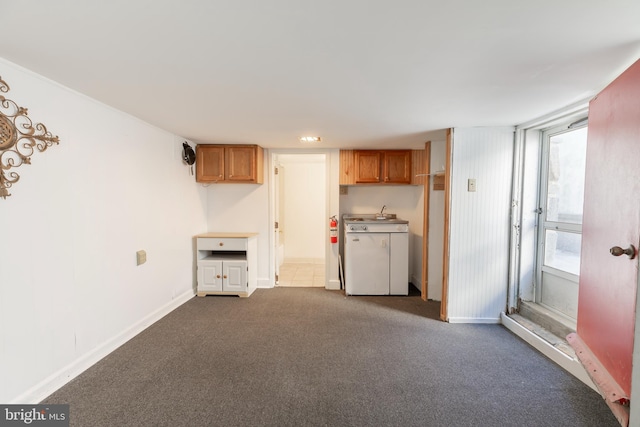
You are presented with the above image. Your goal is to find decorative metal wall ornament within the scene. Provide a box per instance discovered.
[0,76,59,199]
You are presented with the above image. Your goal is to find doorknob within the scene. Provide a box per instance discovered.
[610,245,636,259]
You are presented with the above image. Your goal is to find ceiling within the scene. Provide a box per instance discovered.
[1,1,639,149]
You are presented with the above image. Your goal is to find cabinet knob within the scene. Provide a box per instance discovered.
[216,275,221,278]
[219,242,224,246]
[223,275,228,279]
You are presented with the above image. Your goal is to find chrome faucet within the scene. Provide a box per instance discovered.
[378,205,387,217]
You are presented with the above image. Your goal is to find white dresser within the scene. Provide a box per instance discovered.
[195,232,258,297]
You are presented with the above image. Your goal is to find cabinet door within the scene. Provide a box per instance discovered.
[226,146,257,182]
[196,145,225,182]
[354,151,381,183]
[198,260,223,292]
[383,150,412,184]
[345,233,390,295]
[223,261,247,292]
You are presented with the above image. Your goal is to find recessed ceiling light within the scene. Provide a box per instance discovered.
[299,136,321,143]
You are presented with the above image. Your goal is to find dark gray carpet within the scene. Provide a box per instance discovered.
[43,288,618,426]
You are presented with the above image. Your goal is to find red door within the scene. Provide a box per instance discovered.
[577,59,640,396]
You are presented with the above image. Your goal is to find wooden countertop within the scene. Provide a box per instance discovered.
[195,232,259,238]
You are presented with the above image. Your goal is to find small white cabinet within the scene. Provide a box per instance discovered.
[195,233,258,297]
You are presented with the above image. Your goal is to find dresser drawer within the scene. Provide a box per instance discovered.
[197,237,248,251]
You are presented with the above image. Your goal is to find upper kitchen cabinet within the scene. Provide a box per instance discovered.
[196,144,264,184]
[381,150,412,184]
[340,150,413,185]
[354,150,383,183]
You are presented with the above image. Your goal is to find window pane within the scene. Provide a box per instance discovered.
[544,230,581,275]
[546,127,587,224]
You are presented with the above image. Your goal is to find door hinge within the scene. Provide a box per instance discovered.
[274,167,279,175]
[275,273,279,283]
[275,221,279,229]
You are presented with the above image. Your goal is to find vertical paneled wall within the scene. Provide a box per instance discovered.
[446,127,514,323]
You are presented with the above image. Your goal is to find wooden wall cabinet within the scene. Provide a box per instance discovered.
[340,150,415,185]
[196,144,264,184]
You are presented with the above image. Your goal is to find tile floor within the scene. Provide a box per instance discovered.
[277,262,325,287]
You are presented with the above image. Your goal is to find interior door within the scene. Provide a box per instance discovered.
[576,59,640,397]
[273,162,285,284]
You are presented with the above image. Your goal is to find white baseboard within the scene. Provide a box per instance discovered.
[410,274,421,288]
[257,278,273,288]
[326,279,341,290]
[447,317,501,324]
[500,312,597,392]
[12,289,195,404]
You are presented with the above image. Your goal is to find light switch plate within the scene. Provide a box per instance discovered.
[468,178,477,192]
[136,250,147,265]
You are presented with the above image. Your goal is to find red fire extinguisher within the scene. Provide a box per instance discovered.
[330,216,338,244]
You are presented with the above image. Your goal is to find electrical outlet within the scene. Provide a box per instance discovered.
[468,178,477,192]
[136,250,147,265]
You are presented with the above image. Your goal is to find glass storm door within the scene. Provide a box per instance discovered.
[536,124,588,320]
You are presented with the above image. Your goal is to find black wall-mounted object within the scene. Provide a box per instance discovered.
[182,142,196,165]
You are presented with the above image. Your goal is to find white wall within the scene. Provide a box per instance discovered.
[277,154,325,262]
[428,140,446,300]
[0,58,208,403]
[339,185,424,287]
[204,183,270,285]
[446,127,514,323]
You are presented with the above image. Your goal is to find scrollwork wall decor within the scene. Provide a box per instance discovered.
[0,76,59,199]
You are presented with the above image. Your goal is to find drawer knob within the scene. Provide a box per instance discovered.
[219,242,224,246]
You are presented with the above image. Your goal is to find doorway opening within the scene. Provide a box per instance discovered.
[272,153,327,287]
